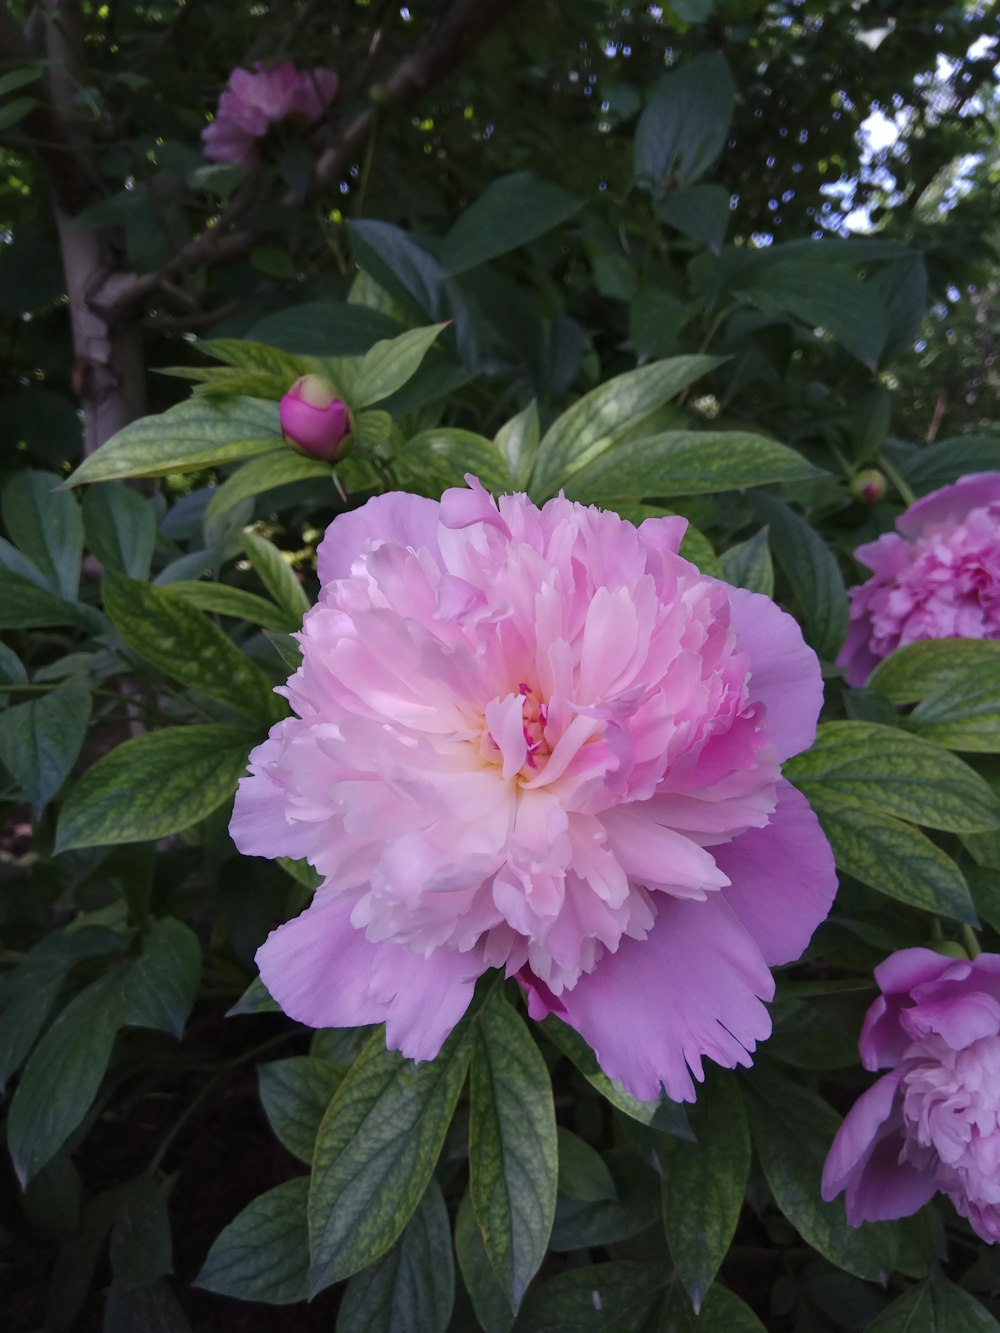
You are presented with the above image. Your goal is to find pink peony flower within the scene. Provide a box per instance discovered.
[838,472,1000,687]
[202,61,339,169]
[280,375,350,461]
[230,478,836,1102]
[822,948,1000,1243]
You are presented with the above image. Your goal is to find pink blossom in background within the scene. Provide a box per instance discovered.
[822,948,1000,1243]
[202,61,339,169]
[230,478,837,1103]
[279,375,350,461]
[838,472,1000,687]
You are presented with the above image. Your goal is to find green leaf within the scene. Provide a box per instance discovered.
[440,171,584,276]
[336,1178,455,1333]
[0,568,99,631]
[801,785,977,924]
[239,530,310,626]
[0,67,42,97]
[2,469,83,598]
[353,322,448,408]
[517,1262,669,1332]
[455,1190,516,1333]
[750,492,848,662]
[0,94,39,130]
[557,1128,617,1203]
[397,429,517,497]
[897,436,1000,495]
[203,450,331,526]
[541,1016,693,1136]
[109,1175,173,1288]
[245,301,407,356]
[0,640,28,688]
[866,1275,1000,1331]
[82,483,157,580]
[495,400,540,490]
[0,676,92,816]
[873,255,928,365]
[660,1281,768,1331]
[550,1148,659,1252]
[720,527,773,596]
[103,571,279,722]
[747,1068,897,1282]
[531,356,723,498]
[308,1025,471,1292]
[661,1072,750,1313]
[258,1056,341,1164]
[196,1178,310,1304]
[785,721,1000,832]
[469,989,557,1311]
[868,639,1000,752]
[564,431,823,505]
[227,976,281,1017]
[634,53,735,190]
[55,725,251,852]
[9,921,199,1186]
[165,581,299,633]
[103,1280,192,1333]
[734,261,887,368]
[66,397,283,485]
[657,183,730,252]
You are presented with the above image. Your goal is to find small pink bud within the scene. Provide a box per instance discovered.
[279,375,350,461]
[851,468,887,505]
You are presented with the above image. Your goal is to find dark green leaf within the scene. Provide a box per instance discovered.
[2,469,83,598]
[239,530,310,626]
[747,1068,897,1282]
[226,976,281,1017]
[720,527,773,596]
[203,450,332,526]
[245,302,407,356]
[0,676,92,815]
[750,492,848,662]
[735,261,887,368]
[308,1025,471,1291]
[336,1178,454,1332]
[195,1178,310,1304]
[557,1127,617,1203]
[517,1262,669,1332]
[103,572,279,722]
[660,1281,767,1331]
[657,184,730,252]
[440,172,584,276]
[661,1072,750,1312]
[634,53,735,190]
[397,429,516,497]
[82,483,157,580]
[109,1174,173,1288]
[258,1056,341,1164]
[103,1279,192,1333]
[56,725,251,852]
[897,436,1000,495]
[455,1190,515,1333]
[565,431,823,504]
[495,401,540,490]
[67,398,283,485]
[119,917,201,1040]
[869,639,1000,753]
[469,988,557,1310]
[873,255,928,365]
[866,1275,1000,1331]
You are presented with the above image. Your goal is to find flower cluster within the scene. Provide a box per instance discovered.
[823,948,1000,1243]
[839,472,1000,687]
[202,61,339,170]
[231,478,836,1102]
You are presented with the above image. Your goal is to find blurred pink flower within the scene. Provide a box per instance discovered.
[230,479,836,1102]
[202,61,339,169]
[280,375,350,461]
[822,948,1000,1243]
[839,472,1000,687]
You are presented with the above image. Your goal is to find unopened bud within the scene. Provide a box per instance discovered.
[851,468,887,505]
[280,375,350,462]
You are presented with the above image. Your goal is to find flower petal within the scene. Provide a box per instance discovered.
[897,472,1000,537]
[715,780,838,967]
[316,492,441,584]
[727,586,824,761]
[547,893,774,1102]
[256,891,485,1060]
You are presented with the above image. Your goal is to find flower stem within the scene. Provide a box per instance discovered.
[962,924,982,959]
[878,454,917,508]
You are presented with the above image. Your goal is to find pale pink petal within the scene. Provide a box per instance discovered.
[600,806,731,898]
[898,472,1000,536]
[256,891,485,1060]
[715,780,838,966]
[316,492,441,584]
[727,587,824,760]
[859,948,952,1069]
[544,894,774,1102]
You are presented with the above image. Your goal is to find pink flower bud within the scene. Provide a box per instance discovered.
[851,468,887,505]
[280,376,350,461]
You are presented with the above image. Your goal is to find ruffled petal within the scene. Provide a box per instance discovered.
[256,891,486,1060]
[897,472,1000,536]
[715,780,838,967]
[727,586,824,761]
[316,492,441,584]
[543,893,774,1102]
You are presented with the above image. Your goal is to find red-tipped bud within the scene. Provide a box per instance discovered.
[851,468,887,505]
[280,375,350,461]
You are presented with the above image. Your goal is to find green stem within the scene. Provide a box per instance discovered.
[878,454,917,508]
[962,924,982,959]
[352,109,380,219]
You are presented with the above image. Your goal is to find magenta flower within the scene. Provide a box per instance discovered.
[838,472,1000,687]
[230,479,836,1102]
[822,948,1000,1243]
[280,375,350,461]
[202,61,339,169]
